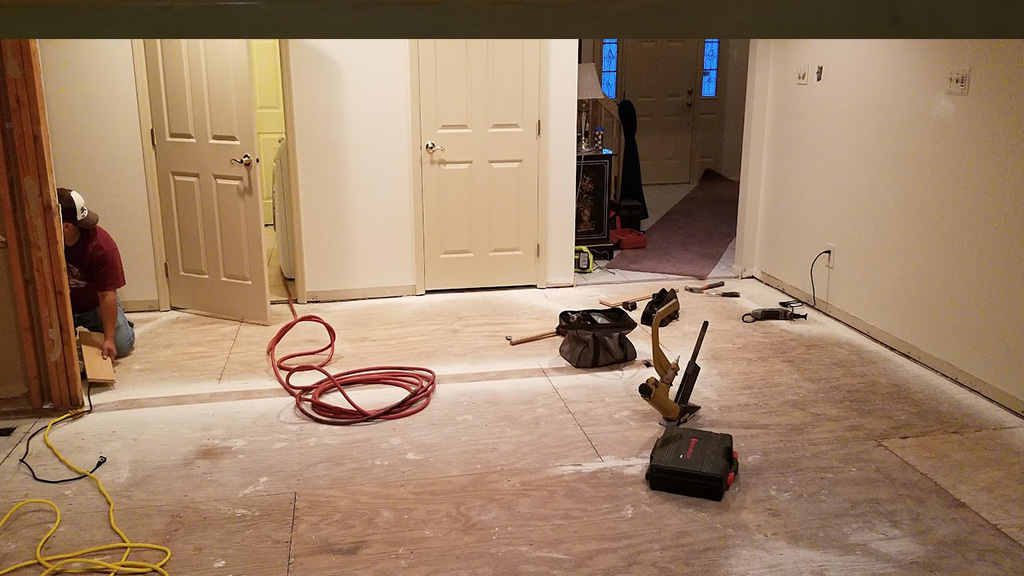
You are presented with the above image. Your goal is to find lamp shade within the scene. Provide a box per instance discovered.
[577,63,607,100]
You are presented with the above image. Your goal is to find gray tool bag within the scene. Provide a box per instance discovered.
[556,308,638,368]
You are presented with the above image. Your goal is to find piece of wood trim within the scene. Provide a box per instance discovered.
[131,39,171,312]
[305,284,416,303]
[277,39,307,305]
[408,40,427,296]
[120,298,160,313]
[536,39,549,290]
[78,330,115,384]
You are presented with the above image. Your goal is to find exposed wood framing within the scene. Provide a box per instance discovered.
[0,39,83,409]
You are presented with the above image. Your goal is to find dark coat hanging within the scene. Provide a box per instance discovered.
[617,99,649,220]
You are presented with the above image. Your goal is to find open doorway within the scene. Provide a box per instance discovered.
[138,39,299,323]
[574,39,749,286]
[249,40,297,305]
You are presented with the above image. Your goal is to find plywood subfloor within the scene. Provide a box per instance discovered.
[2,279,1022,575]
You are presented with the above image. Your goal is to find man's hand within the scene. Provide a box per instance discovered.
[97,290,119,360]
[101,337,118,360]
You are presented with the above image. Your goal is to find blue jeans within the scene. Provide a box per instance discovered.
[73,296,136,358]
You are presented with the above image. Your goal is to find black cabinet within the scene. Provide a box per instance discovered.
[575,149,615,256]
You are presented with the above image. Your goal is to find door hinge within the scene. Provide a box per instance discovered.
[537,119,541,137]
[150,128,156,149]
[163,262,169,278]
[536,244,540,258]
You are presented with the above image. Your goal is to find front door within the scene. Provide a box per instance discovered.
[417,39,541,291]
[145,39,270,324]
[622,39,699,185]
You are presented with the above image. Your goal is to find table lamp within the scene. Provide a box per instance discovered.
[577,63,618,153]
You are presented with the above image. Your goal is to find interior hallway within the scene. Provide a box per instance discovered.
[578,183,737,285]
[263,225,296,304]
[2,278,1023,574]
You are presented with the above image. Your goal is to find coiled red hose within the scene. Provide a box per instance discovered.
[266,300,436,425]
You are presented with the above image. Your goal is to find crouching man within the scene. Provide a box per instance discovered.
[58,188,135,359]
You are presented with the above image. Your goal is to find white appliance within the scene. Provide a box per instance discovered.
[273,137,295,280]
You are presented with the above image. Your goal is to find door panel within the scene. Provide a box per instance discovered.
[622,39,699,185]
[418,39,540,290]
[146,39,270,324]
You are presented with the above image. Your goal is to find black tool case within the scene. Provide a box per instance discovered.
[646,425,738,501]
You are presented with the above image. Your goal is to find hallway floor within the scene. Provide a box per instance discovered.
[576,183,736,286]
[2,279,1023,575]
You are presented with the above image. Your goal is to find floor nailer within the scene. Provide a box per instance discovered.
[637,299,739,501]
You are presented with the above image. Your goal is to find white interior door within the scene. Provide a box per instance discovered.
[418,39,540,291]
[145,39,270,324]
[249,39,286,226]
[622,39,699,185]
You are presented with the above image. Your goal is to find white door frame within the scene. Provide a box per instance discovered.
[131,38,307,310]
[408,39,549,293]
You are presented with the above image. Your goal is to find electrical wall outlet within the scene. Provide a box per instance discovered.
[797,63,809,85]
[815,65,824,82]
[825,243,836,269]
[947,67,971,96]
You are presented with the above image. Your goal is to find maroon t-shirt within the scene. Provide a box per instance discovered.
[64,226,126,314]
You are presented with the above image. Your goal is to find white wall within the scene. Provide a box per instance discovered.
[544,39,579,286]
[35,40,577,302]
[38,40,159,308]
[286,39,579,294]
[285,40,417,294]
[744,39,1024,410]
[718,39,750,179]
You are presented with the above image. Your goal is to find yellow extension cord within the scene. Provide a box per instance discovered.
[0,410,172,575]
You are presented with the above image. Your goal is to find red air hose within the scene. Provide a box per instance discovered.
[266,295,436,425]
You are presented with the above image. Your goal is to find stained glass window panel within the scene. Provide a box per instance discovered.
[601,39,618,99]
[602,72,617,99]
[701,39,719,97]
[702,70,718,98]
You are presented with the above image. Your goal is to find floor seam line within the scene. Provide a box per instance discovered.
[877,441,1024,553]
[0,418,38,469]
[286,491,298,576]
[540,363,603,462]
[216,322,243,385]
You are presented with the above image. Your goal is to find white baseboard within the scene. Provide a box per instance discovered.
[120,299,160,313]
[762,272,1023,418]
[305,285,417,303]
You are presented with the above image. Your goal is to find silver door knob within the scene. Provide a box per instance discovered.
[231,154,253,167]
[425,141,445,153]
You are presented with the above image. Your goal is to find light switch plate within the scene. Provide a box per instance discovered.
[947,67,971,96]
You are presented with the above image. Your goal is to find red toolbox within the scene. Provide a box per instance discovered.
[610,228,647,249]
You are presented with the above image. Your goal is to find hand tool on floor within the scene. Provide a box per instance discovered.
[637,298,704,425]
[705,290,740,298]
[506,329,559,346]
[742,307,808,323]
[684,280,725,294]
[637,300,739,501]
[599,290,656,309]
